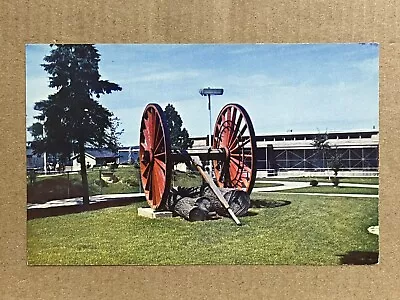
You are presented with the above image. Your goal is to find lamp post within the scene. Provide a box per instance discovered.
[38,120,47,175]
[199,87,224,148]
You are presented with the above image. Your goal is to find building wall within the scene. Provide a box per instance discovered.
[118,147,139,164]
[189,130,379,175]
[26,154,44,170]
[72,155,96,171]
[256,146,378,171]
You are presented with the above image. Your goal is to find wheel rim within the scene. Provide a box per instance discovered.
[139,104,172,209]
[213,103,257,193]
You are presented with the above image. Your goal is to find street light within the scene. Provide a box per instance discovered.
[199,87,224,148]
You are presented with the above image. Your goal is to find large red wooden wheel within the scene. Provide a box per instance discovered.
[139,104,172,209]
[212,103,257,194]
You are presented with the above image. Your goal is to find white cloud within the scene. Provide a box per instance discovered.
[121,70,201,84]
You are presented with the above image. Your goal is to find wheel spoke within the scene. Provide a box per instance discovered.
[142,162,152,178]
[238,124,248,139]
[230,156,252,173]
[227,114,243,148]
[140,142,147,150]
[153,114,161,148]
[231,106,237,127]
[143,125,151,149]
[154,134,164,154]
[226,105,232,121]
[154,151,166,158]
[231,137,251,153]
[225,107,236,147]
[154,158,166,171]
[150,170,157,202]
[145,168,152,191]
[144,114,152,148]
[229,163,240,183]
[153,163,165,200]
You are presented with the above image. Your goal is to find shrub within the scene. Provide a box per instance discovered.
[94,178,108,187]
[331,177,340,187]
[125,175,140,187]
[111,174,119,183]
[109,163,119,171]
[28,170,37,185]
[310,179,318,187]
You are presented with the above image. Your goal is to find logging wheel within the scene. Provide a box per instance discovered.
[139,104,172,209]
[212,103,257,194]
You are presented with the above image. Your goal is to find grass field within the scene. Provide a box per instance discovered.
[275,186,379,195]
[27,192,378,266]
[258,176,379,185]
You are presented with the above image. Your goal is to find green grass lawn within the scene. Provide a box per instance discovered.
[172,170,203,187]
[258,176,379,185]
[27,192,378,266]
[276,186,379,195]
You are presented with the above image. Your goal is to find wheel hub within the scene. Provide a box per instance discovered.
[142,148,154,165]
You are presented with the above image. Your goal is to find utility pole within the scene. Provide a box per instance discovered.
[199,87,224,147]
[199,87,224,175]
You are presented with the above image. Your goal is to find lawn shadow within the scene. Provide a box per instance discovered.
[251,199,291,209]
[246,211,259,216]
[27,197,146,220]
[338,251,379,265]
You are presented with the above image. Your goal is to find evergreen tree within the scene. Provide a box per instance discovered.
[30,44,122,205]
[164,104,193,150]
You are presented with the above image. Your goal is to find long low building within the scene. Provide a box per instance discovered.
[27,129,379,177]
[191,129,379,177]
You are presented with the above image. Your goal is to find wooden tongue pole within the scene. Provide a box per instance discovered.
[190,156,242,226]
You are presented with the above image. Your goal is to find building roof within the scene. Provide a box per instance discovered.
[87,149,118,159]
[255,129,379,137]
[71,149,119,160]
[118,146,140,151]
[190,129,379,149]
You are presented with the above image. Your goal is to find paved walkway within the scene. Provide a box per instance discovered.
[252,180,378,198]
[272,192,378,198]
[253,181,310,192]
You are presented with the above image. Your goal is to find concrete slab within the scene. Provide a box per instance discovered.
[27,193,146,220]
[137,207,173,219]
[368,226,379,235]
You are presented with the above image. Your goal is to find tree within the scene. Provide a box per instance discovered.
[30,44,122,206]
[312,131,343,185]
[164,104,193,150]
[28,122,44,138]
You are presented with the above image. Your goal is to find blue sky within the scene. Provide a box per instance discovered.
[26,43,379,146]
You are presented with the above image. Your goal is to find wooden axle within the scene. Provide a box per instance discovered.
[170,148,226,163]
